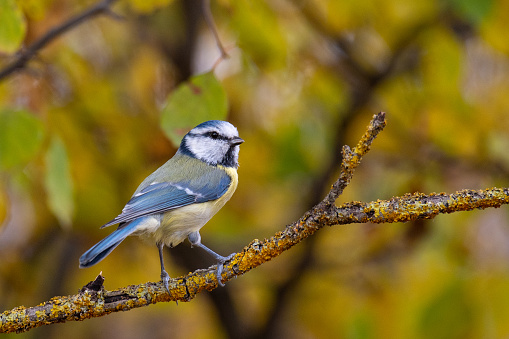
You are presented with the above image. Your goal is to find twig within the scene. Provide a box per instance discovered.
[202,0,229,59]
[0,0,119,82]
[322,112,386,207]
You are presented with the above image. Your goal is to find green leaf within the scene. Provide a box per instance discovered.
[44,137,74,228]
[446,0,494,24]
[0,0,27,53]
[161,72,228,146]
[0,109,44,170]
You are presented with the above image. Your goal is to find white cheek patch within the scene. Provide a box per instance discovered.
[186,135,229,165]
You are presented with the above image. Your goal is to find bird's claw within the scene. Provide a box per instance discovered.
[161,270,170,292]
[215,252,236,287]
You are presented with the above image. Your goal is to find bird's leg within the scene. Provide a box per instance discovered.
[157,242,170,292]
[188,231,235,287]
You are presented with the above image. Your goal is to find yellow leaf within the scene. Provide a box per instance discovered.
[127,0,175,14]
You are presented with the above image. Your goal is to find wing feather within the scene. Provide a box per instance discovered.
[101,169,231,228]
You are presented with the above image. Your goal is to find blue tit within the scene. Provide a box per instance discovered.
[79,120,244,290]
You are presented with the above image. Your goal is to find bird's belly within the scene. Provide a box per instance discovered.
[137,200,227,247]
[134,166,237,248]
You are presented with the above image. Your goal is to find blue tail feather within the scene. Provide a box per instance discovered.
[79,219,142,268]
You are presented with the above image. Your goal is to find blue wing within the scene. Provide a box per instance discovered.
[101,172,231,228]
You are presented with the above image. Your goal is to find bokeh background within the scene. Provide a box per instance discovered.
[2,0,509,338]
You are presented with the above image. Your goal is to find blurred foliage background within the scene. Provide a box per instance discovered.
[1,0,509,338]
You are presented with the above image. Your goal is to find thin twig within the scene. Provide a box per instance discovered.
[322,112,386,207]
[202,0,229,59]
[0,0,119,82]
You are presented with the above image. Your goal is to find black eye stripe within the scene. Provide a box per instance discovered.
[205,131,229,140]
[188,131,231,141]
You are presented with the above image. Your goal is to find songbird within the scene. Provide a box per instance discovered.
[79,120,243,290]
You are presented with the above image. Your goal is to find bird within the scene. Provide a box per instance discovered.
[79,120,244,290]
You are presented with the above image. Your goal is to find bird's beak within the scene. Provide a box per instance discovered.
[231,136,244,146]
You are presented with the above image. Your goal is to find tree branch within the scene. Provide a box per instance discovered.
[0,0,119,82]
[2,112,509,333]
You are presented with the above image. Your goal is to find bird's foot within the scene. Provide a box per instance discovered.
[161,269,170,292]
[215,252,236,287]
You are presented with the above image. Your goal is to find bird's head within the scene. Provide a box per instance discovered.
[178,120,244,168]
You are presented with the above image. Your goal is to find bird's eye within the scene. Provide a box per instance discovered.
[209,131,220,139]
